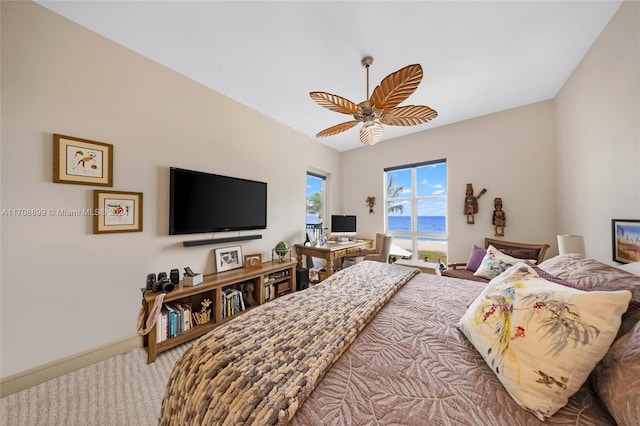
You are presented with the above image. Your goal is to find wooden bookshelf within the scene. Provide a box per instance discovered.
[142,260,296,363]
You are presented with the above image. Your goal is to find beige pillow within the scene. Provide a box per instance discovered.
[458,262,631,420]
[592,320,640,426]
[473,245,521,280]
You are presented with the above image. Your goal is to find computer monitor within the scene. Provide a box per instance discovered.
[330,215,356,240]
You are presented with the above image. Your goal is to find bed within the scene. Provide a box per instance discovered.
[159,253,640,425]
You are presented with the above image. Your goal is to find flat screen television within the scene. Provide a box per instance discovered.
[331,214,357,238]
[169,167,267,235]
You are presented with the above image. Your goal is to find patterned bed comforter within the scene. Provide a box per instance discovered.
[293,271,615,425]
[160,261,615,425]
[159,261,419,425]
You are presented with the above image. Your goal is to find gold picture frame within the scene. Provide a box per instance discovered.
[93,190,143,234]
[244,253,263,269]
[53,134,113,186]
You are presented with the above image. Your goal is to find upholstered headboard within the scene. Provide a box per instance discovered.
[440,238,550,282]
[484,238,550,264]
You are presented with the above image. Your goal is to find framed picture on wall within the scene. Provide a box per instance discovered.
[215,246,243,273]
[93,190,143,234]
[53,134,113,186]
[611,219,640,263]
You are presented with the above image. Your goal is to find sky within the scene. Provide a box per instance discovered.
[387,163,447,216]
[306,174,323,199]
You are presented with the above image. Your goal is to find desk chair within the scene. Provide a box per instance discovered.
[360,233,393,263]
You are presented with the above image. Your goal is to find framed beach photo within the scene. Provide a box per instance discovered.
[244,253,263,269]
[215,246,243,273]
[93,190,143,234]
[611,219,640,263]
[54,134,113,186]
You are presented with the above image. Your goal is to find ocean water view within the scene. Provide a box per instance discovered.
[388,216,446,234]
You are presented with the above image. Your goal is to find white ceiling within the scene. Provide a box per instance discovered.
[36,0,622,152]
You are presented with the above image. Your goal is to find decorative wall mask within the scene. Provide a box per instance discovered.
[366,196,376,214]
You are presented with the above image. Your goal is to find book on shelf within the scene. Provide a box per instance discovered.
[180,303,192,331]
[157,305,169,343]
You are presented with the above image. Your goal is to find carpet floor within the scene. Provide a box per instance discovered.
[1,343,190,426]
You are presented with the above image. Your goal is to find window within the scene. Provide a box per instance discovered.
[385,159,447,263]
[306,172,326,230]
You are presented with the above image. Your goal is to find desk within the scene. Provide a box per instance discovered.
[295,239,373,278]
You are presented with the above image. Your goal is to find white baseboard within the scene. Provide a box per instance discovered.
[1,335,143,397]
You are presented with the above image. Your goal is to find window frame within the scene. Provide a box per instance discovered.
[384,159,448,262]
[306,171,327,230]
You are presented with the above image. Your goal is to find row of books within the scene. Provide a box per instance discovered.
[221,287,248,319]
[156,303,194,343]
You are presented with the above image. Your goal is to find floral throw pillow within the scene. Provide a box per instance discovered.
[458,262,631,420]
[473,245,521,279]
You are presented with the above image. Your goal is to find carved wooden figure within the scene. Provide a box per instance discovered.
[464,183,487,224]
[493,197,506,236]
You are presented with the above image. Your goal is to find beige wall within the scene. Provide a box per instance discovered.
[555,0,640,261]
[0,2,340,377]
[342,101,557,264]
[1,0,638,381]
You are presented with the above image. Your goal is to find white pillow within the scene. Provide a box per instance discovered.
[473,245,521,279]
[458,262,631,420]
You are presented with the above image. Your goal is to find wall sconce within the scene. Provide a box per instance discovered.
[557,234,586,257]
[366,197,376,214]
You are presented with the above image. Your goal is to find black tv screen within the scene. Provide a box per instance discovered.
[169,167,267,235]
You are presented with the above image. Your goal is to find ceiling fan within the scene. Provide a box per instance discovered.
[310,56,438,146]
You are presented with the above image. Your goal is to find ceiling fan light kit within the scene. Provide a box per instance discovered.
[310,56,438,146]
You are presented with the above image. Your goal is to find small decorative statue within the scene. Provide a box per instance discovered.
[464,183,487,224]
[366,196,376,214]
[195,299,212,324]
[492,197,506,237]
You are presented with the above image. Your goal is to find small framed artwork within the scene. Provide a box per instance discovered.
[611,219,640,263]
[215,246,243,273]
[54,134,113,186]
[93,190,143,234]
[244,253,263,269]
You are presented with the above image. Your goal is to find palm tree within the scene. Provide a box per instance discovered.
[306,192,323,219]
[387,174,405,214]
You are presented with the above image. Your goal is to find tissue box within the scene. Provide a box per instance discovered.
[182,273,203,286]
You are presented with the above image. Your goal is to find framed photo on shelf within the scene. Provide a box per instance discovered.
[93,190,143,234]
[244,253,263,269]
[215,246,243,273]
[53,134,113,186]
[611,219,640,263]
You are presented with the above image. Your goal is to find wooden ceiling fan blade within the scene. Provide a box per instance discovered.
[310,92,362,115]
[359,122,383,146]
[370,64,423,110]
[380,105,438,126]
[316,120,359,138]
